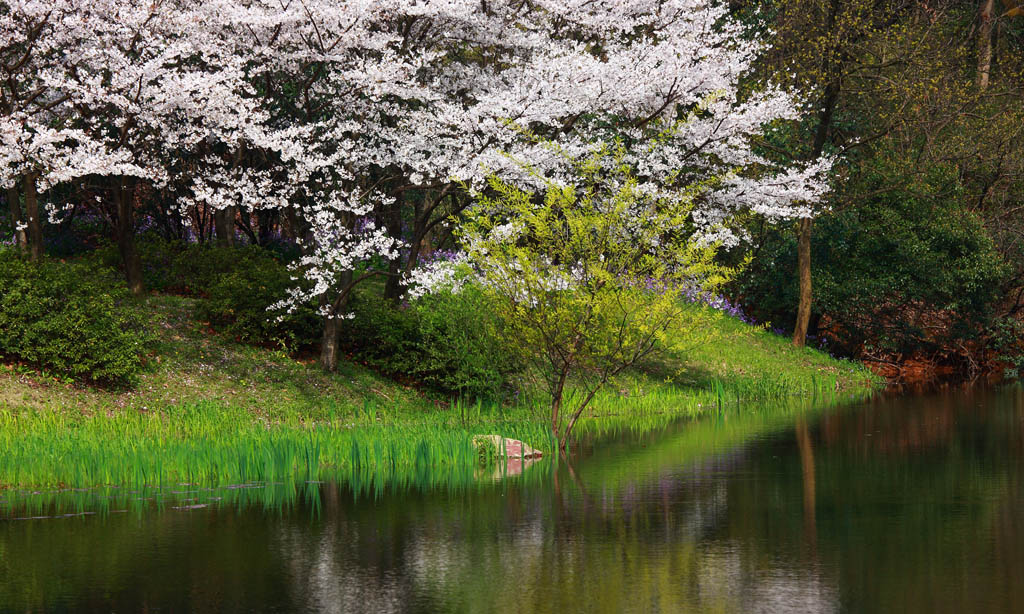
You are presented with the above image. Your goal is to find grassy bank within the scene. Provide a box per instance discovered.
[0,294,881,494]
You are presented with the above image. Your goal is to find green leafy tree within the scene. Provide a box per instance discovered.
[456,149,733,449]
[739,0,914,347]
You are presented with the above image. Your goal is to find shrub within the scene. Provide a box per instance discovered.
[44,213,109,258]
[94,238,281,296]
[91,239,318,350]
[0,250,151,385]
[342,286,521,400]
[986,317,1024,376]
[168,243,246,295]
[413,287,522,399]
[343,290,421,374]
[195,259,320,350]
[91,232,191,293]
[135,234,191,292]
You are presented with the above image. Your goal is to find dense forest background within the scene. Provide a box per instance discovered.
[729,0,1024,377]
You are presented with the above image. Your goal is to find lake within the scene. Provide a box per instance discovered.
[2,385,1022,612]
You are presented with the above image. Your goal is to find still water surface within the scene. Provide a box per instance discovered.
[1,386,1022,613]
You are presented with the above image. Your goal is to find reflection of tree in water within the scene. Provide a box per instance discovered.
[727,386,1024,614]
[3,388,1023,613]
[264,428,840,614]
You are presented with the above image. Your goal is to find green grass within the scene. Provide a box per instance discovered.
[0,401,550,496]
[0,294,881,499]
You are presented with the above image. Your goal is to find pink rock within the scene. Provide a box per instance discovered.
[472,435,543,459]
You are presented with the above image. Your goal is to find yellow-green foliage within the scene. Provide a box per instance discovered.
[457,144,740,441]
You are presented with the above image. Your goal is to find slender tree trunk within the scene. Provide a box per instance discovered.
[551,392,563,446]
[561,384,602,451]
[790,0,844,347]
[319,270,354,372]
[194,204,208,243]
[283,207,308,243]
[384,258,402,302]
[404,217,439,281]
[419,226,434,261]
[401,224,428,292]
[319,314,340,372]
[793,76,840,347]
[793,217,813,347]
[7,183,27,254]
[214,206,235,247]
[115,180,144,295]
[550,364,571,447]
[23,173,43,262]
[257,209,277,246]
[977,0,996,91]
[383,197,404,302]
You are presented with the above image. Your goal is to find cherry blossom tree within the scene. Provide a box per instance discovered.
[0,0,82,261]
[0,0,831,373]
[47,0,277,293]
[0,1,279,291]
[398,0,836,423]
[210,0,831,370]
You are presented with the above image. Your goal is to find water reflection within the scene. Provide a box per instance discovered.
[2,387,1023,612]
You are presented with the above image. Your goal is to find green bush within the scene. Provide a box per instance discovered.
[96,237,236,296]
[94,237,280,296]
[195,258,320,350]
[342,286,521,400]
[0,250,151,385]
[92,233,190,293]
[168,243,246,296]
[91,239,319,351]
[986,317,1024,376]
[45,214,113,258]
[136,234,190,292]
[343,290,421,374]
[413,287,521,399]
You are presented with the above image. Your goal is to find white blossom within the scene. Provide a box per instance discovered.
[0,0,830,314]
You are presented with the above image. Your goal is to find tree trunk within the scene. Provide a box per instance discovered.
[319,270,354,372]
[403,221,437,288]
[550,364,571,447]
[256,208,277,246]
[319,314,340,372]
[7,183,27,255]
[561,385,602,451]
[283,206,308,243]
[23,174,43,261]
[384,257,402,302]
[793,217,813,347]
[214,206,235,247]
[383,197,404,302]
[788,0,844,347]
[792,75,840,347]
[551,392,563,447]
[978,0,996,91]
[115,181,144,295]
